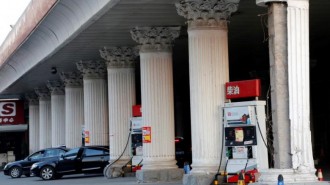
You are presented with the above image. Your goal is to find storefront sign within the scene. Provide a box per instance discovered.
[142,126,151,143]
[0,100,25,124]
[225,79,261,99]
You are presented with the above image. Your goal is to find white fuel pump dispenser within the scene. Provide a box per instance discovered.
[223,100,268,183]
[130,116,143,169]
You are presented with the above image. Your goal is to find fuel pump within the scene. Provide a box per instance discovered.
[130,105,143,171]
[223,101,268,183]
[130,117,143,169]
[220,79,269,183]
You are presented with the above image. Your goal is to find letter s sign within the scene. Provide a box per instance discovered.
[0,102,16,116]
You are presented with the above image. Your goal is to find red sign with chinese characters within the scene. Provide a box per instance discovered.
[132,105,142,117]
[0,100,25,124]
[225,79,261,99]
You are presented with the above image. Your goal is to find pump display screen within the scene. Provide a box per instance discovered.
[225,126,257,146]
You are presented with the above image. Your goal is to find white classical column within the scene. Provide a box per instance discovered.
[255,0,316,183]
[25,93,40,153]
[77,60,109,146]
[60,72,84,148]
[100,47,137,167]
[131,27,183,182]
[35,87,52,149]
[287,0,316,180]
[47,80,66,147]
[176,0,239,175]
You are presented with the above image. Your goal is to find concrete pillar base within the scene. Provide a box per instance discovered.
[182,173,216,185]
[252,168,319,184]
[136,168,184,183]
[104,159,131,178]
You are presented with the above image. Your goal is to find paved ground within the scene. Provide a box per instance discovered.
[1,168,330,185]
[0,172,183,185]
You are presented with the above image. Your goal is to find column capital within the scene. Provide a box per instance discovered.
[60,71,83,87]
[76,60,107,79]
[35,87,51,100]
[287,0,308,8]
[130,27,181,52]
[25,92,39,105]
[47,80,65,95]
[99,47,138,68]
[256,0,287,7]
[175,0,239,29]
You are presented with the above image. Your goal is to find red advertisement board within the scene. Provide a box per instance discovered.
[142,126,151,143]
[84,130,90,144]
[225,79,261,99]
[0,100,25,124]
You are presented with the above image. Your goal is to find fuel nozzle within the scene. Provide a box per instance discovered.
[237,170,246,185]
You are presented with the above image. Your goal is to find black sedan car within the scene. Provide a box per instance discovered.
[3,147,68,178]
[30,146,109,180]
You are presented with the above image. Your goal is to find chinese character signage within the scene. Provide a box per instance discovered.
[0,100,25,125]
[142,126,151,143]
[225,79,261,99]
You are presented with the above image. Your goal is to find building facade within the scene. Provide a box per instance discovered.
[0,0,328,184]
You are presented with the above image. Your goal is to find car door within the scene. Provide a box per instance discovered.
[21,150,45,172]
[81,147,109,173]
[56,148,82,174]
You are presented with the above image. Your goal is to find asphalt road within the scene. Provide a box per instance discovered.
[0,171,183,185]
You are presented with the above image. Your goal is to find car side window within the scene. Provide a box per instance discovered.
[83,148,108,157]
[44,149,65,157]
[64,148,79,158]
[29,151,45,160]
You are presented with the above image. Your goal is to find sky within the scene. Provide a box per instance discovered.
[0,0,31,45]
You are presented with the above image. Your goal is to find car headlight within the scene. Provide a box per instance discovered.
[31,163,38,170]
[4,163,9,169]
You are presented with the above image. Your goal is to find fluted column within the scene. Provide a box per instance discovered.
[176,0,239,174]
[100,47,137,166]
[60,72,84,148]
[25,93,40,153]
[35,87,52,149]
[77,60,108,146]
[47,80,65,147]
[255,0,316,183]
[287,0,314,175]
[131,27,180,172]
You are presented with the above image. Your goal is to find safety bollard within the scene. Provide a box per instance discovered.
[278,174,284,185]
[183,161,190,174]
[318,169,324,181]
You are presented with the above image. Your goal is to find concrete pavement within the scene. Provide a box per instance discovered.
[1,169,330,185]
[0,172,183,185]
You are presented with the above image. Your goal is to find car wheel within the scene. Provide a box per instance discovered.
[9,166,22,178]
[40,166,55,180]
